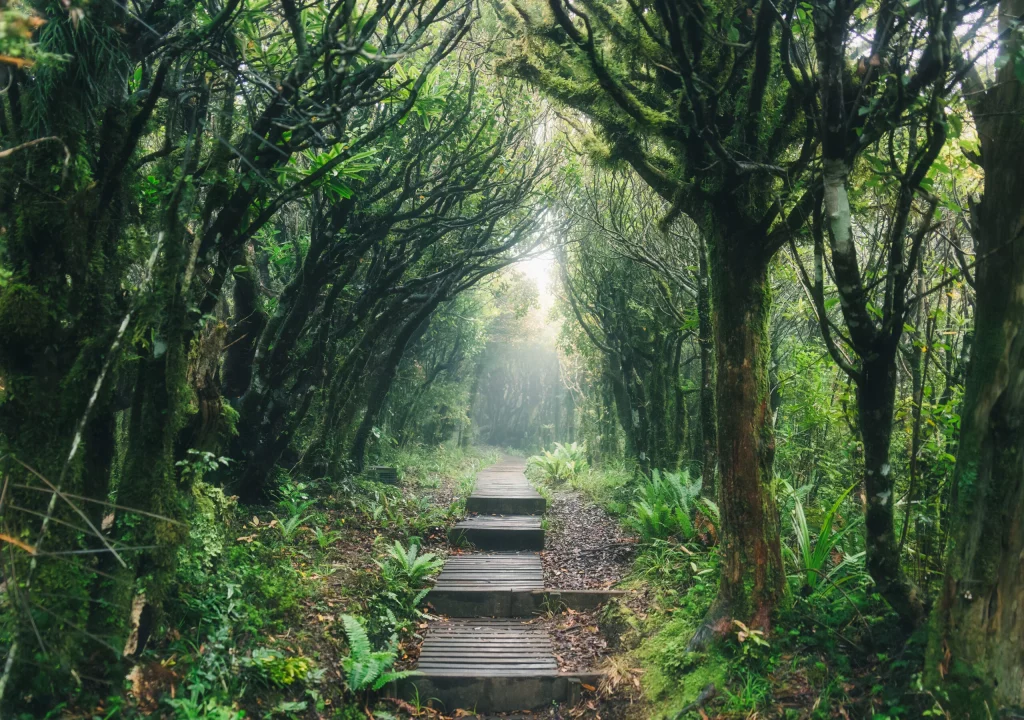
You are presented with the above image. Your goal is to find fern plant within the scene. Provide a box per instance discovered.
[528,442,589,484]
[626,469,704,541]
[340,615,418,692]
[373,540,444,624]
[270,509,313,541]
[378,540,444,587]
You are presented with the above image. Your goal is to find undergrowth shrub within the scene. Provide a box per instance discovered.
[367,539,443,638]
[528,441,588,483]
[242,648,315,688]
[339,615,418,693]
[781,481,866,595]
[378,539,444,588]
[626,469,718,542]
[156,445,485,718]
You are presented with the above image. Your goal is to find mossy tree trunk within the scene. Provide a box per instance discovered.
[858,352,924,626]
[928,2,1024,705]
[690,225,784,646]
[697,233,718,494]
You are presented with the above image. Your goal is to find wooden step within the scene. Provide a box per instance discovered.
[449,515,544,551]
[466,469,544,515]
[398,619,569,713]
[389,456,606,712]
[428,552,543,616]
[434,552,544,590]
[465,494,546,515]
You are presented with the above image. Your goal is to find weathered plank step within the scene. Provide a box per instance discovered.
[435,552,544,590]
[416,619,556,670]
[449,515,544,551]
[428,552,625,616]
[396,619,603,712]
[467,470,545,515]
[429,588,628,617]
[388,456,606,712]
[430,551,542,616]
[466,495,545,515]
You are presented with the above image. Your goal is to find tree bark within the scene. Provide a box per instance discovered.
[697,234,718,494]
[859,353,924,626]
[928,5,1024,705]
[690,229,784,647]
[222,253,264,399]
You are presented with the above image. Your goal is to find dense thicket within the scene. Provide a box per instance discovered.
[0,0,553,706]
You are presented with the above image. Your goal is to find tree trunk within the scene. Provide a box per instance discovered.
[858,353,925,626]
[600,377,619,459]
[606,361,638,460]
[690,231,784,647]
[928,11,1024,706]
[697,233,718,494]
[351,300,441,470]
[222,254,265,399]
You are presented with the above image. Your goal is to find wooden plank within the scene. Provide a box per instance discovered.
[405,457,564,710]
[434,552,544,592]
[416,619,557,677]
[454,516,542,530]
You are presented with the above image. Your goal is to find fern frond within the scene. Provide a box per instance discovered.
[341,614,372,661]
[375,669,421,690]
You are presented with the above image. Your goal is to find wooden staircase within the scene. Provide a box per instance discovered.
[393,457,606,714]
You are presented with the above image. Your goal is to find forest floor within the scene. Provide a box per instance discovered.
[537,463,938,720]
[101,445,488,719]
[90,447,931,720]
[538,485,637,676]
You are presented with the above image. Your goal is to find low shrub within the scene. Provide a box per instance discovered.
[528,441,588,483]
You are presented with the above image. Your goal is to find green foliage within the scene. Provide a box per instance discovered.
[243,648,314,688]
[178,479,238,580]
[164,692,246,720]
[312,526,344,550]
[270,482,316,541]
[528,441,589,483]
[161,609,247,720]
[782,483,864,594]
[367,539,443,636]
[626,469,704,542]
[270,507,313,542]
[176,449,232,484]
[377,539,444,588]
[339,615,418,693]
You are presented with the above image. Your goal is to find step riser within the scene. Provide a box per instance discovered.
[395,673,601,713]
[448,527,544,551]
[428,588,627,617]
[397,674,564,713]
[428,590,541,617]
[465,496,546,515]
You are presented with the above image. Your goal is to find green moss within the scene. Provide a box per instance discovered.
[639,616,729,718]
[935,659,998,718]
[0,283,55,350]
[221,403,240,438]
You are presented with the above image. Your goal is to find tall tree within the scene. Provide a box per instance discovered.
[928,0,1024,708]
[558,169,703,473]
[796,0,971,627]
[497,0,819,640]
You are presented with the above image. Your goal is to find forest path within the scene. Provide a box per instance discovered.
[395,456,602,714]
